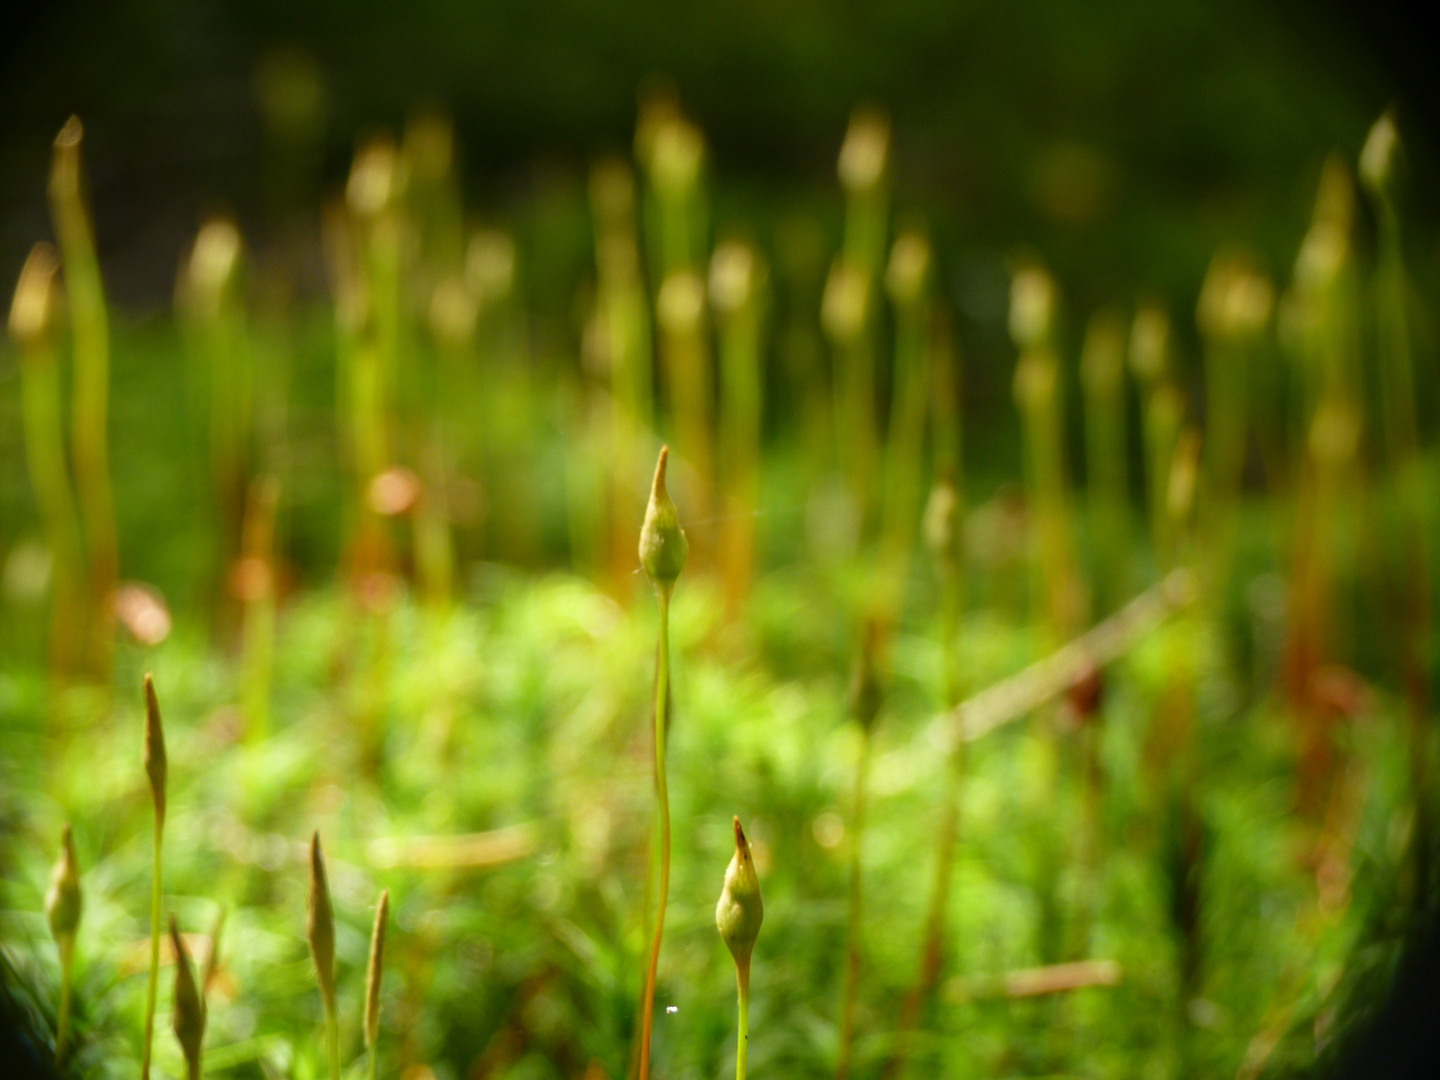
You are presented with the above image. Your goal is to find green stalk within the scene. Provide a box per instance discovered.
[141,675,168,1080]
[56,938,73,1066]
[239,477,279,743]
[637,448,687,1080]
[638,587,672,1080]
[1362,112,1432,911]
[836,622,883,1080]
[835,725,871,1080]
[736,961,751,1080]
[46,825,82,1068]
[9,243,86,686]
[876,232,932,622]
[49,117,117,680]
[1080,310,1129,616]
[713,240,766,619]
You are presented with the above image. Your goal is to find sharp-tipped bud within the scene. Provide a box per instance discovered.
[922,477,960,568]
[170,915,205,1080]
[465,229,516,305]
[1128,304,1170,386]
[144,673,168,824]
[1360,110,1400,199]
[1009,264,1055,350]
[8,243,61,349]
[885,232,931,309]
[1197,250,1273,342]
[364,889,389,1050]
[46,825,82,945]
[849,619,886,733]
[347,137,400,218]
[1080,310,1126,394]
[838,107,890,194]
[50,117,85,205]
[657,270,705,334]
[306,831,336,1011]
[709,241,756,318]
[639,447,688,590]
[716,817,764,973]
[821,258,869,343]
[649,116,705,196]
[201,907,226,998]
[1167,426,1203,527]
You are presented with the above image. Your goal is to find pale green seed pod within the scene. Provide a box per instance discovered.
[306,831,336,1011]
[364,889,389,1050]
[144,673,167,825]
[46,825,82,945]
[716,817,764,972]
[170,915,205,1080]
[638,446,688,589]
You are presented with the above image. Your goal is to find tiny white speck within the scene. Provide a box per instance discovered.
[666,1006,678,1014]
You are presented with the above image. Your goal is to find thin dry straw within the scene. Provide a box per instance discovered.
[141,674,168,1080]
[946,568,1196,746]
[49,117,118,681]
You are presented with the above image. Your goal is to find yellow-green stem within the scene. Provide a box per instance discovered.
[325,1000,340,1080]
[50,121,118,680]
[55,937,73,1067]
[835,728,871,1080]
[141,814,163,1079]
[736,960,751,1080]
[638,587,672,1080]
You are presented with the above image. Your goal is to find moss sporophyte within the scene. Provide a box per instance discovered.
[637,445,686,1080]
[717,817,763,1080]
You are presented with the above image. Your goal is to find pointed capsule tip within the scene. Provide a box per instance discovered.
[56,116,83,147]
[652,445,670,499]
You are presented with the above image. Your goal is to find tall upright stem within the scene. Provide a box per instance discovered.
[835,728,871,1080]
[736,960,751,1080]
[55,938,73,1067]
[325,1002,340,1080]
[141,815,163,1078]
[639,587,672,1080]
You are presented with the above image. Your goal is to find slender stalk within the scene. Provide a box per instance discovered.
[56,937,73,1067]
[49,117,117,680]
[307,832,339,1080]
[141,673,167,1080]
[835,726,871,1080]
[717,817,763,1080]
[365,889,390,1080]
[9,243,85,686]
[712,240,766,620]
[736,962,751,1080]
[46,825,82,1068]
[1080,309,1129,616]
[141,811,163,1078]
[638,587,672,1080]
[636,447,687,1080]
[1361,112,1432,913]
